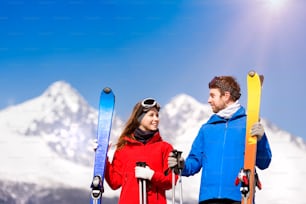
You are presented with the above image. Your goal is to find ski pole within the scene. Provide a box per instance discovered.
[136,161,147,204]
[172,168,176,204]
[176,151,183,204]
[138,178,147,204]
[178,169,183,204]
[143,177,147,204]
[138,178,143,204]
[171,150,184,204]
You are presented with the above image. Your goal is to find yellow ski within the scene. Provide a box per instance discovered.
[242,70,264,204]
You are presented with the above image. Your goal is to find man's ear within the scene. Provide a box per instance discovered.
[224,91,231,102]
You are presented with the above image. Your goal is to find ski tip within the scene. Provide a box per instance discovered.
[248,70,256,77]
[103,87,112,94]
[259,75,264,84]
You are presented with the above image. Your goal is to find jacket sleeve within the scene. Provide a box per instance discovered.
[150,143,178,190]
[181,128,204,176]
[256,133,272,169]
[104,151,123,190]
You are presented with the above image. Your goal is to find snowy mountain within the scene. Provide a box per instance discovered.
[0,81,123,203]
[0,81,123,166]
[1,81,306,204]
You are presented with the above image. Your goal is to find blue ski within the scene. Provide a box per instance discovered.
[90,87,115,204]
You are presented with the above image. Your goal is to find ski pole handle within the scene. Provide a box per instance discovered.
[172,149,183,172]
[175,151,183,170]
[136,161,147,167]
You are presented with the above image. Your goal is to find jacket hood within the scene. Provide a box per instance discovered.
[207,106,246,124]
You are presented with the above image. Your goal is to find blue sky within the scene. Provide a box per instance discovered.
[1,0,306,141]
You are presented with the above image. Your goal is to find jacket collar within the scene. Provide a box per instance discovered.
[207,106,246,124]
[124,131,162,145]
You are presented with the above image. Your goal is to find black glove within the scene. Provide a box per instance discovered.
[168,150,185,174]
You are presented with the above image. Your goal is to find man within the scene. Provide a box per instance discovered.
[169,76,272,204]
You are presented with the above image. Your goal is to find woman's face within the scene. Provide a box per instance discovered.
[138,108,159,131]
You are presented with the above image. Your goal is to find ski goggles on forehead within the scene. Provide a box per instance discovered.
[142,98,157,108]
[141,98,160,111]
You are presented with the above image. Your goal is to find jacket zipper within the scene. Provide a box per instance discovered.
[218,121,228,197]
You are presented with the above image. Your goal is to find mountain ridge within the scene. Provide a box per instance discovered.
[1,80,306,204]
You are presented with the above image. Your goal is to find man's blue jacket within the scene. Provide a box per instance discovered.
[182,106,272,202]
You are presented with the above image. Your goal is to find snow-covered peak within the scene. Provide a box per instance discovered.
[164,94,211,114]
[263,119,306,151]
[0,81,99,166]
[41,80,90,114]
[43,80,75,96]
[0,81,96,135]
[159,94,212,143]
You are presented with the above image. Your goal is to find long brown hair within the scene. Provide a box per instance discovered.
[116,102,142,149]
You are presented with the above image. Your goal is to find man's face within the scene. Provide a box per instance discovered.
[207,88,227,113]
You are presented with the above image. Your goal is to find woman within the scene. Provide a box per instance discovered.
[105,98,176,204]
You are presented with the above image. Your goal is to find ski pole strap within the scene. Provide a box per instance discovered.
[164,168,171,176]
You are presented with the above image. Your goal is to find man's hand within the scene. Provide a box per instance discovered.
[168,152,178,168]
[250,122,265,141]
[168,151,185,174]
